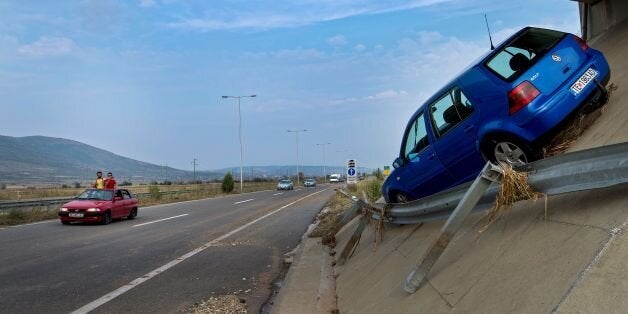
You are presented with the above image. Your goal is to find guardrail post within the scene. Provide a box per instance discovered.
[337,211,370,265]
[403,162,502,293]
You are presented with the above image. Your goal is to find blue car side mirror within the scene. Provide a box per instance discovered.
[393,157,405,169]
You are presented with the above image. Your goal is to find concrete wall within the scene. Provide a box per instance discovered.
[580,0,628,40]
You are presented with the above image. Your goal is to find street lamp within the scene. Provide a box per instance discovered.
[222,94,257,193]
[316,142,331,183]
[287,129,307,185]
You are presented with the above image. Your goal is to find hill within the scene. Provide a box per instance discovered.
[0,135,216,184]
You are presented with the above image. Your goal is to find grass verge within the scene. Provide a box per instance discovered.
[0,208,59,226]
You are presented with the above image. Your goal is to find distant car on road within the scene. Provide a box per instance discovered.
[58,188,138,225]
[277,179,294,190]
[329,174,340,183]
[383,27,610,203]
[304,178,316,187]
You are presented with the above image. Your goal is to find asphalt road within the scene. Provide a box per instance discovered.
[0,185,333,313]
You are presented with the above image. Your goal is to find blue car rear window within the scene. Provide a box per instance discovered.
[485,28,565,82]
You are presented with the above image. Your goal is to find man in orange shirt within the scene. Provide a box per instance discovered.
[104,172,117,189]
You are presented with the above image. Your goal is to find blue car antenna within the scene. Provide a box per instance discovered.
[484,14,495,50]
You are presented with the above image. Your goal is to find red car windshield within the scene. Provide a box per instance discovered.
[76,189,113,201]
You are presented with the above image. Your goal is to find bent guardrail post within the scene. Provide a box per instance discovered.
[403,162,502,293]
[337,212,370,265]
[323,189,366,245]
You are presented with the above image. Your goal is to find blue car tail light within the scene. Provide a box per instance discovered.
[508,81,540,114]
[573,35,588,52]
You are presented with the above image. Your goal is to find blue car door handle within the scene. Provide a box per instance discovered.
[464,125,474,133]
[427,153,436,160]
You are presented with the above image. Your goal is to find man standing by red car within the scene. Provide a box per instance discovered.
[104,172,117,189]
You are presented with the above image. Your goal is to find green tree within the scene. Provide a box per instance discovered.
[149,185,161,200]
[222,172,235,193]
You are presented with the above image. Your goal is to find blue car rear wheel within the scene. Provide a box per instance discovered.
[484,136,535,167]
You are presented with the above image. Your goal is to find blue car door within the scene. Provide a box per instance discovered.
[429,86,486,184]
[399,110,455,200]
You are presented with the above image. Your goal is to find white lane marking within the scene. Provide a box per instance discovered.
[132,214,189,228]
[273,192,283,196]
[234,199,254,205]
[142,188,278,210]
[71,188,329,314]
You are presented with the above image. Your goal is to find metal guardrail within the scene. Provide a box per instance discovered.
[0,190,194,212]
[378,141,628,224]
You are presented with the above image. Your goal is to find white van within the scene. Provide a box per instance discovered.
[329,174,340,183]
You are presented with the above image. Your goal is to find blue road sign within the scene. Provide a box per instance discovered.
[347,168,356,176]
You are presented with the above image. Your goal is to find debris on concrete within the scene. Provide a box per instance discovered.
[188,295,247,314]
[310,194,352,241]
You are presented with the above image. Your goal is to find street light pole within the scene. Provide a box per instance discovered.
[287,129,307,185]
[222,94,257,193]
[316,142,331,183]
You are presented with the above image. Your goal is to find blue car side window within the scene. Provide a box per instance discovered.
[429,87,474,138]
[403,113,429,160]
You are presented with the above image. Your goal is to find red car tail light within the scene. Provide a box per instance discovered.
[573,35,588,51]
[508,81,540,115]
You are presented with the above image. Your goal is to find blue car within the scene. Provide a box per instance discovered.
[383,27,610,203]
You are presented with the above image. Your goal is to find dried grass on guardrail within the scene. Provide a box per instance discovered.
[480,164,541,233]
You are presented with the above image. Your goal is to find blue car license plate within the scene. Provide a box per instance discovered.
[570,68,598,96]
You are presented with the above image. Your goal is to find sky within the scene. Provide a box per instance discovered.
[0,0,581,171]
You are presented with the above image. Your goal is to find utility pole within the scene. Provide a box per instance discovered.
[192,158,198,183]
[164,163,168,182]
[287,129,307,185]
[316,142,331,183]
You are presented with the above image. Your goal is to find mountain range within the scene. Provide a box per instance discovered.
[0,135,370,184]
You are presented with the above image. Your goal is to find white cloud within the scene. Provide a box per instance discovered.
[139,0,156,8]
[417,31,445,45]
[365,89,408,100]
[167,0,454,31]
[327,35,347,46]
[17,37,76,57]
[354,44,366,52]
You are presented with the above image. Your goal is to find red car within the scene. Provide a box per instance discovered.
[58,188,139,225]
